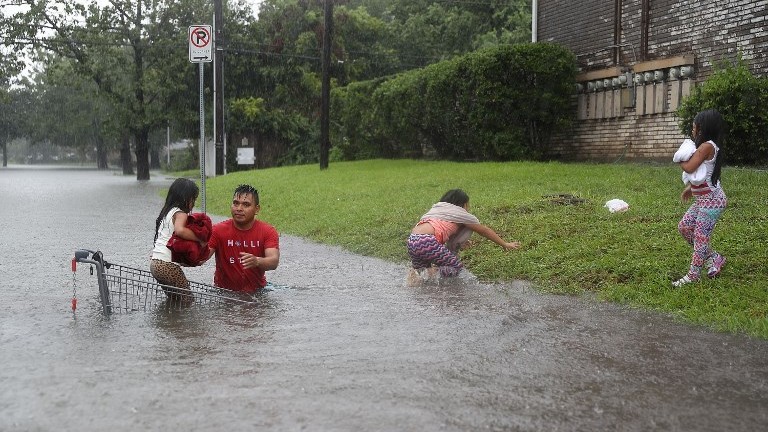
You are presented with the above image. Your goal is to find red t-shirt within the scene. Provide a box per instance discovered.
[208,219,279,293]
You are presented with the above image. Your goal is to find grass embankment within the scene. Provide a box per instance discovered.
[186,159,767,338]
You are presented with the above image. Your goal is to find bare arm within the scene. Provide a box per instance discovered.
[679,142,714,173]
[239,248,280,271]
[681,184,693,202]
[171,211,204,243]
[465,223,521,250]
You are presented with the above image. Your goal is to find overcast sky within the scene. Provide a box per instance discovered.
[247,0,263,17]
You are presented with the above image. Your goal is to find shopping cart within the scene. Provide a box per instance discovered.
[72,249,258,314]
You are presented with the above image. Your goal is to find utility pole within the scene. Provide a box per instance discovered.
[214,0,225,175]
[2,134,7,167]
[319,0,333,170]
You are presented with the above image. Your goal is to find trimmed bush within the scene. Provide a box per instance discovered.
[332,43,577,161]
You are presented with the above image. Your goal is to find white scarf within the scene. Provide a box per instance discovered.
[420,202,480,252]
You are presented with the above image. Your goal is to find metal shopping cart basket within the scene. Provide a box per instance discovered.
[72,249,257,314]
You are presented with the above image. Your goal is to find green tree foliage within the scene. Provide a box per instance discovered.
[0,5,28,87]
[0,2,32,166]
[3,0,537,169]
[332,6,402,82]
[242,0,322,115]
[3,0,166,178]
[234,0,533,165]
[385,0,531,62]
[23,55,114,168]
[1,0,258,178]
[230,0,384,168]
[332,43,576,161]
[228,96,318,169]
[677,59,768,165]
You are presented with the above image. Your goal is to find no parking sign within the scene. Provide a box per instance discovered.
[188,25,212,63]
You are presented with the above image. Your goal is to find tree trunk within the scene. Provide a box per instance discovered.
[93,118,108,169]
[97,142,109,170]
[254,133,287,169]
[130,2,150,181]
[95,136,108,170]
[150,146,160,170]
[134,129,150,180]
[1,140,7,167]
[120,134,134,175]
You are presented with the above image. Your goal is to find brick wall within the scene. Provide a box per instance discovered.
[538,0,768,162]
[538,0,615,69]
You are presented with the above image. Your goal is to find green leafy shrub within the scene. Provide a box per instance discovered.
[331,43,577,161]
[227,97,318,171]
[677,59,768,165]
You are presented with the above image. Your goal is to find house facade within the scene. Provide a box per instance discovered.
[533,0,767,161]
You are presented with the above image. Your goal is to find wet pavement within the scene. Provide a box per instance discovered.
[1,166,767,431]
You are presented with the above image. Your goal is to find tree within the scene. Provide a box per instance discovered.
[329,5,402,82]
[2,0,536,171]
[0,0,255,179]
[0,89,20,167]
[15,55,115,168]
[217,0,534,169]
[0,6,25,167]
[384,0,531,63]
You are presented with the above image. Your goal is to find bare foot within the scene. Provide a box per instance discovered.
[426,267,440,283]
[406,269,423,287]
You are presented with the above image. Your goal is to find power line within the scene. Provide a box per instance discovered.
[225,47,320,61]
[433,0,502,5]
[7,35,450,65]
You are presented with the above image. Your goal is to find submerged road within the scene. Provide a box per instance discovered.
[1,166,766,431]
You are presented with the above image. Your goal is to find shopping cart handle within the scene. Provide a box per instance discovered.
[74,250,92,261]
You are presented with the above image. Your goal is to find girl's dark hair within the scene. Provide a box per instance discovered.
[693,109,725,185]
[439,189,470,207]
[154,178,199,243]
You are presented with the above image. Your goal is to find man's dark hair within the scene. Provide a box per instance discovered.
[234,184,259,205]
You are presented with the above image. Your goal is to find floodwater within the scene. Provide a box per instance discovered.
[1,166,766,432]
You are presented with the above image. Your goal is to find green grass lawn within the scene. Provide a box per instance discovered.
[187,159,767,338]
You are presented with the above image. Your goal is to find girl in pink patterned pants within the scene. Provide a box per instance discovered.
[673,109,727,287]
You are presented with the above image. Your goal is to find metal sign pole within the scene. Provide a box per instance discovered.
[199,62,206,213]
[189,24,212,213]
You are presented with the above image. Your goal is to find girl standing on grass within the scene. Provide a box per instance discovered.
[673,109,727,287]
[407,189,520,284]
[150,178,205,299]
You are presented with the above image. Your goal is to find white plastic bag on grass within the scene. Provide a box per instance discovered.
[604,199,629,213]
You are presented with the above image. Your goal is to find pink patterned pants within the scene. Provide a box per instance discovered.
[407,234,463,277]
[678,188,727,278]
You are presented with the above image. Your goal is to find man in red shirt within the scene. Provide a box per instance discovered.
[207,184,280,293]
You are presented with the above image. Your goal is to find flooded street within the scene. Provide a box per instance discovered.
[1,166,767,431]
